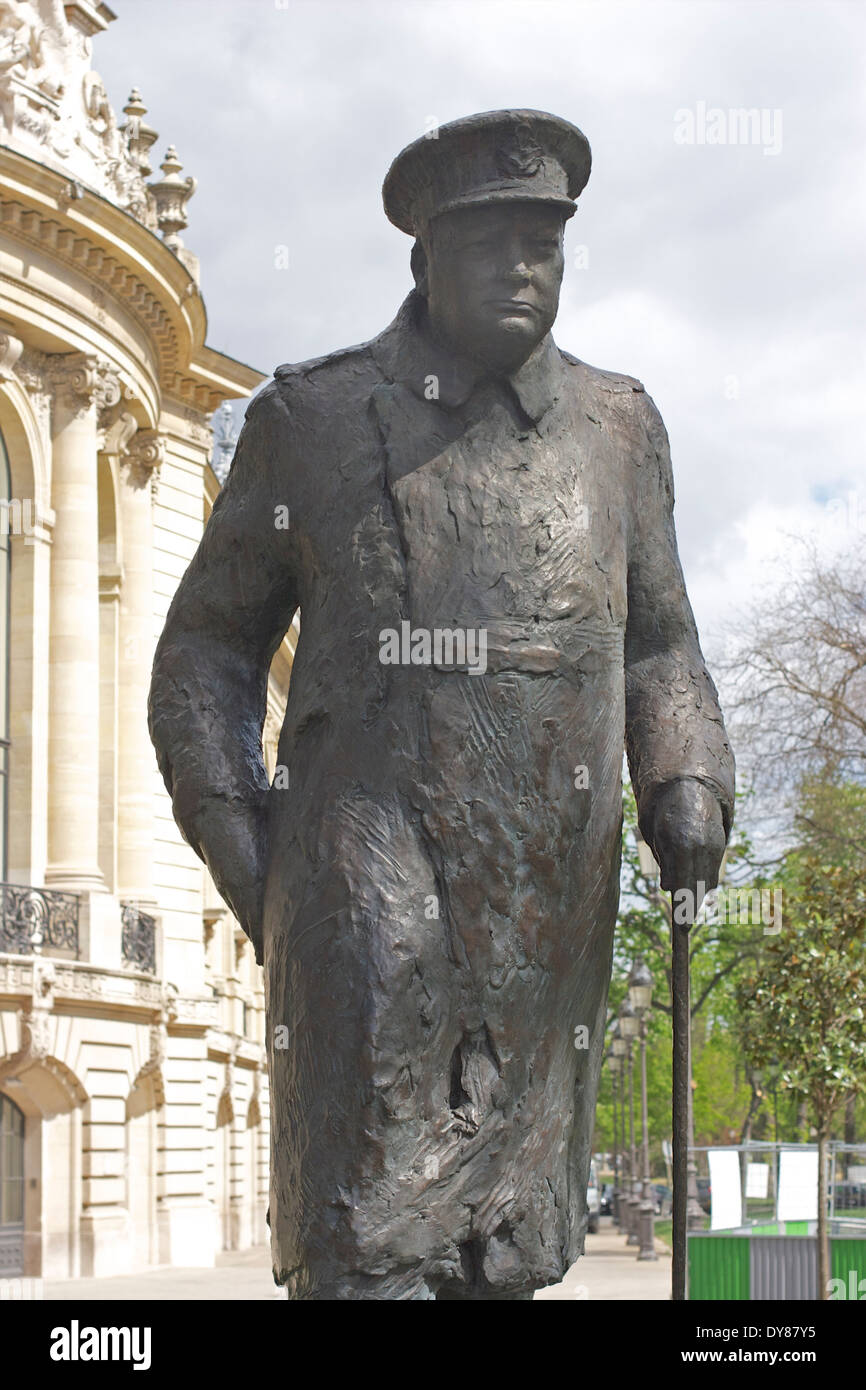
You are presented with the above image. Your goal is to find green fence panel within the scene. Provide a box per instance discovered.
[688,1236,750,1300]
[830,1240,866,1300]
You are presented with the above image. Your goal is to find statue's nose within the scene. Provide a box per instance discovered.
[503,262,531,283]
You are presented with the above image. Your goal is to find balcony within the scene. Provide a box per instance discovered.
[0,883,79,958]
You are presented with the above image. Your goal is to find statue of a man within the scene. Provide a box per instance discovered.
[149,110,734,1301]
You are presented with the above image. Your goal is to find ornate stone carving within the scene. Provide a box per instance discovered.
[181,404,213,449]
[124,428,165,490]
[135,1023,165,1096]
[0,1,159,228]
[219,1041,238,1117]
[19,956,55,1060]
[50,962,162,1009]
[0,956,79,1099]
[15,344,46,392]
[132,990,170,1108]
[46,351,121,417]
[0,330,24,379]
[148,145,196,254]
[55,178,84,212]
[211,401,237,484]
[121,87,158,178]
[101,409,138,458]
[163,980,179,1025]
[13,346,52,455]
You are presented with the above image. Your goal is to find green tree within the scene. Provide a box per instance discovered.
[736,854,866,1298]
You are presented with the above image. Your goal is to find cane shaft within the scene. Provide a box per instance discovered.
[671,909,691,1300]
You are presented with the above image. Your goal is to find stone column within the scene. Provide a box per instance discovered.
[3,349,53,889]
[44,354,119,893]
[116,430,163,906]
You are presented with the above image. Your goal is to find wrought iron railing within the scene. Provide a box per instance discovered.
[120,903,157,974]
[0,883,80,957]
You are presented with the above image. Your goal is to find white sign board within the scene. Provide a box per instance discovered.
[746,1162,770,1199]
[847,1165,866,1183]
[708,1149,743,1230]
[777,1149,818,1221]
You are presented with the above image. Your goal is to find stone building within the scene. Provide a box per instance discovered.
[0,1,291,1279]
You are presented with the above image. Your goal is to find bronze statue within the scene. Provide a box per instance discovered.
[148,110,734,1300]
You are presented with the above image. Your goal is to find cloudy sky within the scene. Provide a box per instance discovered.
[95,0,865,663]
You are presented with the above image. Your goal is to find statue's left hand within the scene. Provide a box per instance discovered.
[649,779,726,907]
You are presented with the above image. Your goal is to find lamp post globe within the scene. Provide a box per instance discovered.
[628,958,653,1016]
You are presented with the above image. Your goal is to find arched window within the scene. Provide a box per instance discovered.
[0,427,10,883]
[0,1092,25,1277]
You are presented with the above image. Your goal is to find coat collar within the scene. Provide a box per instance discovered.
[369,291,565,423]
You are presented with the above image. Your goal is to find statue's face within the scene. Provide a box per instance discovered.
[421,202,566,373]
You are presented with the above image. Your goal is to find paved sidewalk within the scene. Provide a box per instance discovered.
[45,1245,284,1302]
[44,1219,670,1301]
[535,1221,672,1301]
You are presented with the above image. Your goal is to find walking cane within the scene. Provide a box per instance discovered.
[670,877,701,1301]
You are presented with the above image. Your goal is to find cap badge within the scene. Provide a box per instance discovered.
[496,122,545,179]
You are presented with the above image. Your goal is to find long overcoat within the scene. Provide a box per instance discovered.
[149,290,734,1299]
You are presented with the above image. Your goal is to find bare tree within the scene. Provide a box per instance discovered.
[719,537,866,843]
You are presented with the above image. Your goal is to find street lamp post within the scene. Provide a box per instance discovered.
[629,959,658,1262]
[607,1049,621,1227]
[619,998,640,1245]
[612,1023,628,1232]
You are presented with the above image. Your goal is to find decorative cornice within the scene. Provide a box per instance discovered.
[0,190,183,392]
[0,194,251,411]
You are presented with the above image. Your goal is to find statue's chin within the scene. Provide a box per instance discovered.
[428,304,548,376]
[473,322,544,374]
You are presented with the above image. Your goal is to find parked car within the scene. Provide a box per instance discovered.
[600,1183,614,1217]
[696,1177,712,1214]
[587,1161,601,1233]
